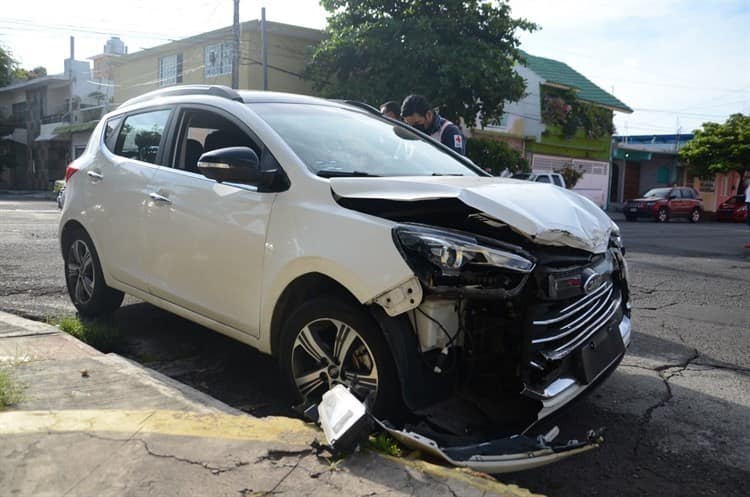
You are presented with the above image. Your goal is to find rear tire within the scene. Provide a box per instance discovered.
[278,295,402,418]
[657,208,669,223]
[689,208,701,223]
[63,228,124,317]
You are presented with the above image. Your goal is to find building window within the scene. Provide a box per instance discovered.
[205,43,233,78]
[487,113,509,129]
[159,54,183,87]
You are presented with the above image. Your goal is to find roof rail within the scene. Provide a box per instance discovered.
[120,85,243,108]
[338,100,382,116]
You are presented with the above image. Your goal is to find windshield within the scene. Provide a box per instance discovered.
[512,173,531,180]
[643,188,671,199]
[250,103,478,177]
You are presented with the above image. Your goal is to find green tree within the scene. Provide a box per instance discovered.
[680,113,750,178]
[465,137,528,175]
[13,66,47,81]
[307,0,536,127]
[0,46,17,87]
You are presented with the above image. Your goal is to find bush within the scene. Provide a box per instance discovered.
[465,137,529,176]
[556,164,584,189]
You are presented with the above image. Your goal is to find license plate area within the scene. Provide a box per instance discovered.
[629,207,637,212]
[576,326,625,384]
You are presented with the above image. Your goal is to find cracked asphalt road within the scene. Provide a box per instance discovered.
[2,195,749,496]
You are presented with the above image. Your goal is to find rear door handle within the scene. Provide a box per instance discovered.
[87,171,103,182]
[149,192,172,205]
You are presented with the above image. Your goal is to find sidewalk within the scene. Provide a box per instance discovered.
[0,311,542,497]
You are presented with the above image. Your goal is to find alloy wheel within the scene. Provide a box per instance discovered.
[657,208,668,223]
[691,209,701,222]
[291,318,379,402]
[67,239,95,305]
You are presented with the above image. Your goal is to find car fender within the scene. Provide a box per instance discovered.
[257,183,418,354]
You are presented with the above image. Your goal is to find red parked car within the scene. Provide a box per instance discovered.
[623,187,704,223]
[716,195,748,222]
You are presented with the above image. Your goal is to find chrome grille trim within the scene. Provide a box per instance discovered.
[534,281,613,326]
[543,295,622,361]
[532,286,614,344]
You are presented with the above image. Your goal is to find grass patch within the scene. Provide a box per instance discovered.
[0,368,23,410]
[368,432,403,457]
[53,315,127,353]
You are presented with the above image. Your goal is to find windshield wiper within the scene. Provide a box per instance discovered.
[431,173,465,176]
[317,170,381,178]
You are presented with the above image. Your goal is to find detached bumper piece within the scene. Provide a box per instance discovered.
[381,422,604,474]
[312,385,604,474]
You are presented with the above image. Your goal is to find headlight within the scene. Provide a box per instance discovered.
[393,226,535,285]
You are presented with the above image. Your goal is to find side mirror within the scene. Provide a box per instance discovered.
[198,146,275,188]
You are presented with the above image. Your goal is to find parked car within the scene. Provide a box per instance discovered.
[716,195,748,222]
[59,85,631,472]
[512,171,566,188]
[623,186,703,223]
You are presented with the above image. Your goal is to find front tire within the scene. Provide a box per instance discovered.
[63,228,124,317]
[690,208,701,223]
[278,296,402,418]
[657,207,669,223]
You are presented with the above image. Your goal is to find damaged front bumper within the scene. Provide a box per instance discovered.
[314,384,607,474]
[525,314,632,420]
[381,422,604,474]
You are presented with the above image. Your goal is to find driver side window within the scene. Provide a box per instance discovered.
[172,109,262,173]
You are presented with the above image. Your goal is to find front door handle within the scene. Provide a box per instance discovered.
[149,192,172,205]
[87,171,103,182]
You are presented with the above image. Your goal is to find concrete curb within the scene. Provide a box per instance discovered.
[0,311,544,497]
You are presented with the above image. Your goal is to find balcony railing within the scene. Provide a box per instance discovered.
[40,113,67,125]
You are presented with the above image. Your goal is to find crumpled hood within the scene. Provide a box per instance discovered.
[330,176,616,253]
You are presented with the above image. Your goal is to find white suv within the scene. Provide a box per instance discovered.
[60,86,631,472]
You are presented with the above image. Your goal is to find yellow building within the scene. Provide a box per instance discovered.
[111,20,325,106]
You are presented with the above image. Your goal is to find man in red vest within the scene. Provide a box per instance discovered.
[401,94,466,156]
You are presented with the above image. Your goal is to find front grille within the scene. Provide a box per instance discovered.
[531,279,622,361]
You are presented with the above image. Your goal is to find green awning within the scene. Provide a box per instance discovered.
[613,148,652,161]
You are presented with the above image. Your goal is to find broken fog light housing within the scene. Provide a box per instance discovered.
[317,385,372,454]
[393,226,535,284]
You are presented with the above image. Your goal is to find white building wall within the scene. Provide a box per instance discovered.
[484,64,545,140]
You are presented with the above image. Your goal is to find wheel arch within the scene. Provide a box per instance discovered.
[60,219,116,288]
[60,219,89,257]
[269,272,359,357]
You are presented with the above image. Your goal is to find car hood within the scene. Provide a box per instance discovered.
[330,176,615,253]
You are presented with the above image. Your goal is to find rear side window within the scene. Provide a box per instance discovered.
[103,117,122,152]
[114,110,171,164]
[681,188,695,199]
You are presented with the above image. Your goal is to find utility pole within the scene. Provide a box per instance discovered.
[261,7,268,90]
[68,36,75,162]
[231,0,240,89]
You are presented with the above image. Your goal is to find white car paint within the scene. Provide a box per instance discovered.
[329,176,616,253]
[59,87,630,474]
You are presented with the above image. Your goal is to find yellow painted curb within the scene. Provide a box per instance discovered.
[0,410,543,497]
[380,454,547,497]
[0,409,317,445]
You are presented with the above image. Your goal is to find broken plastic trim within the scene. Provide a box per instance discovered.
[309,385,605,474]
[378,420,604,474]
